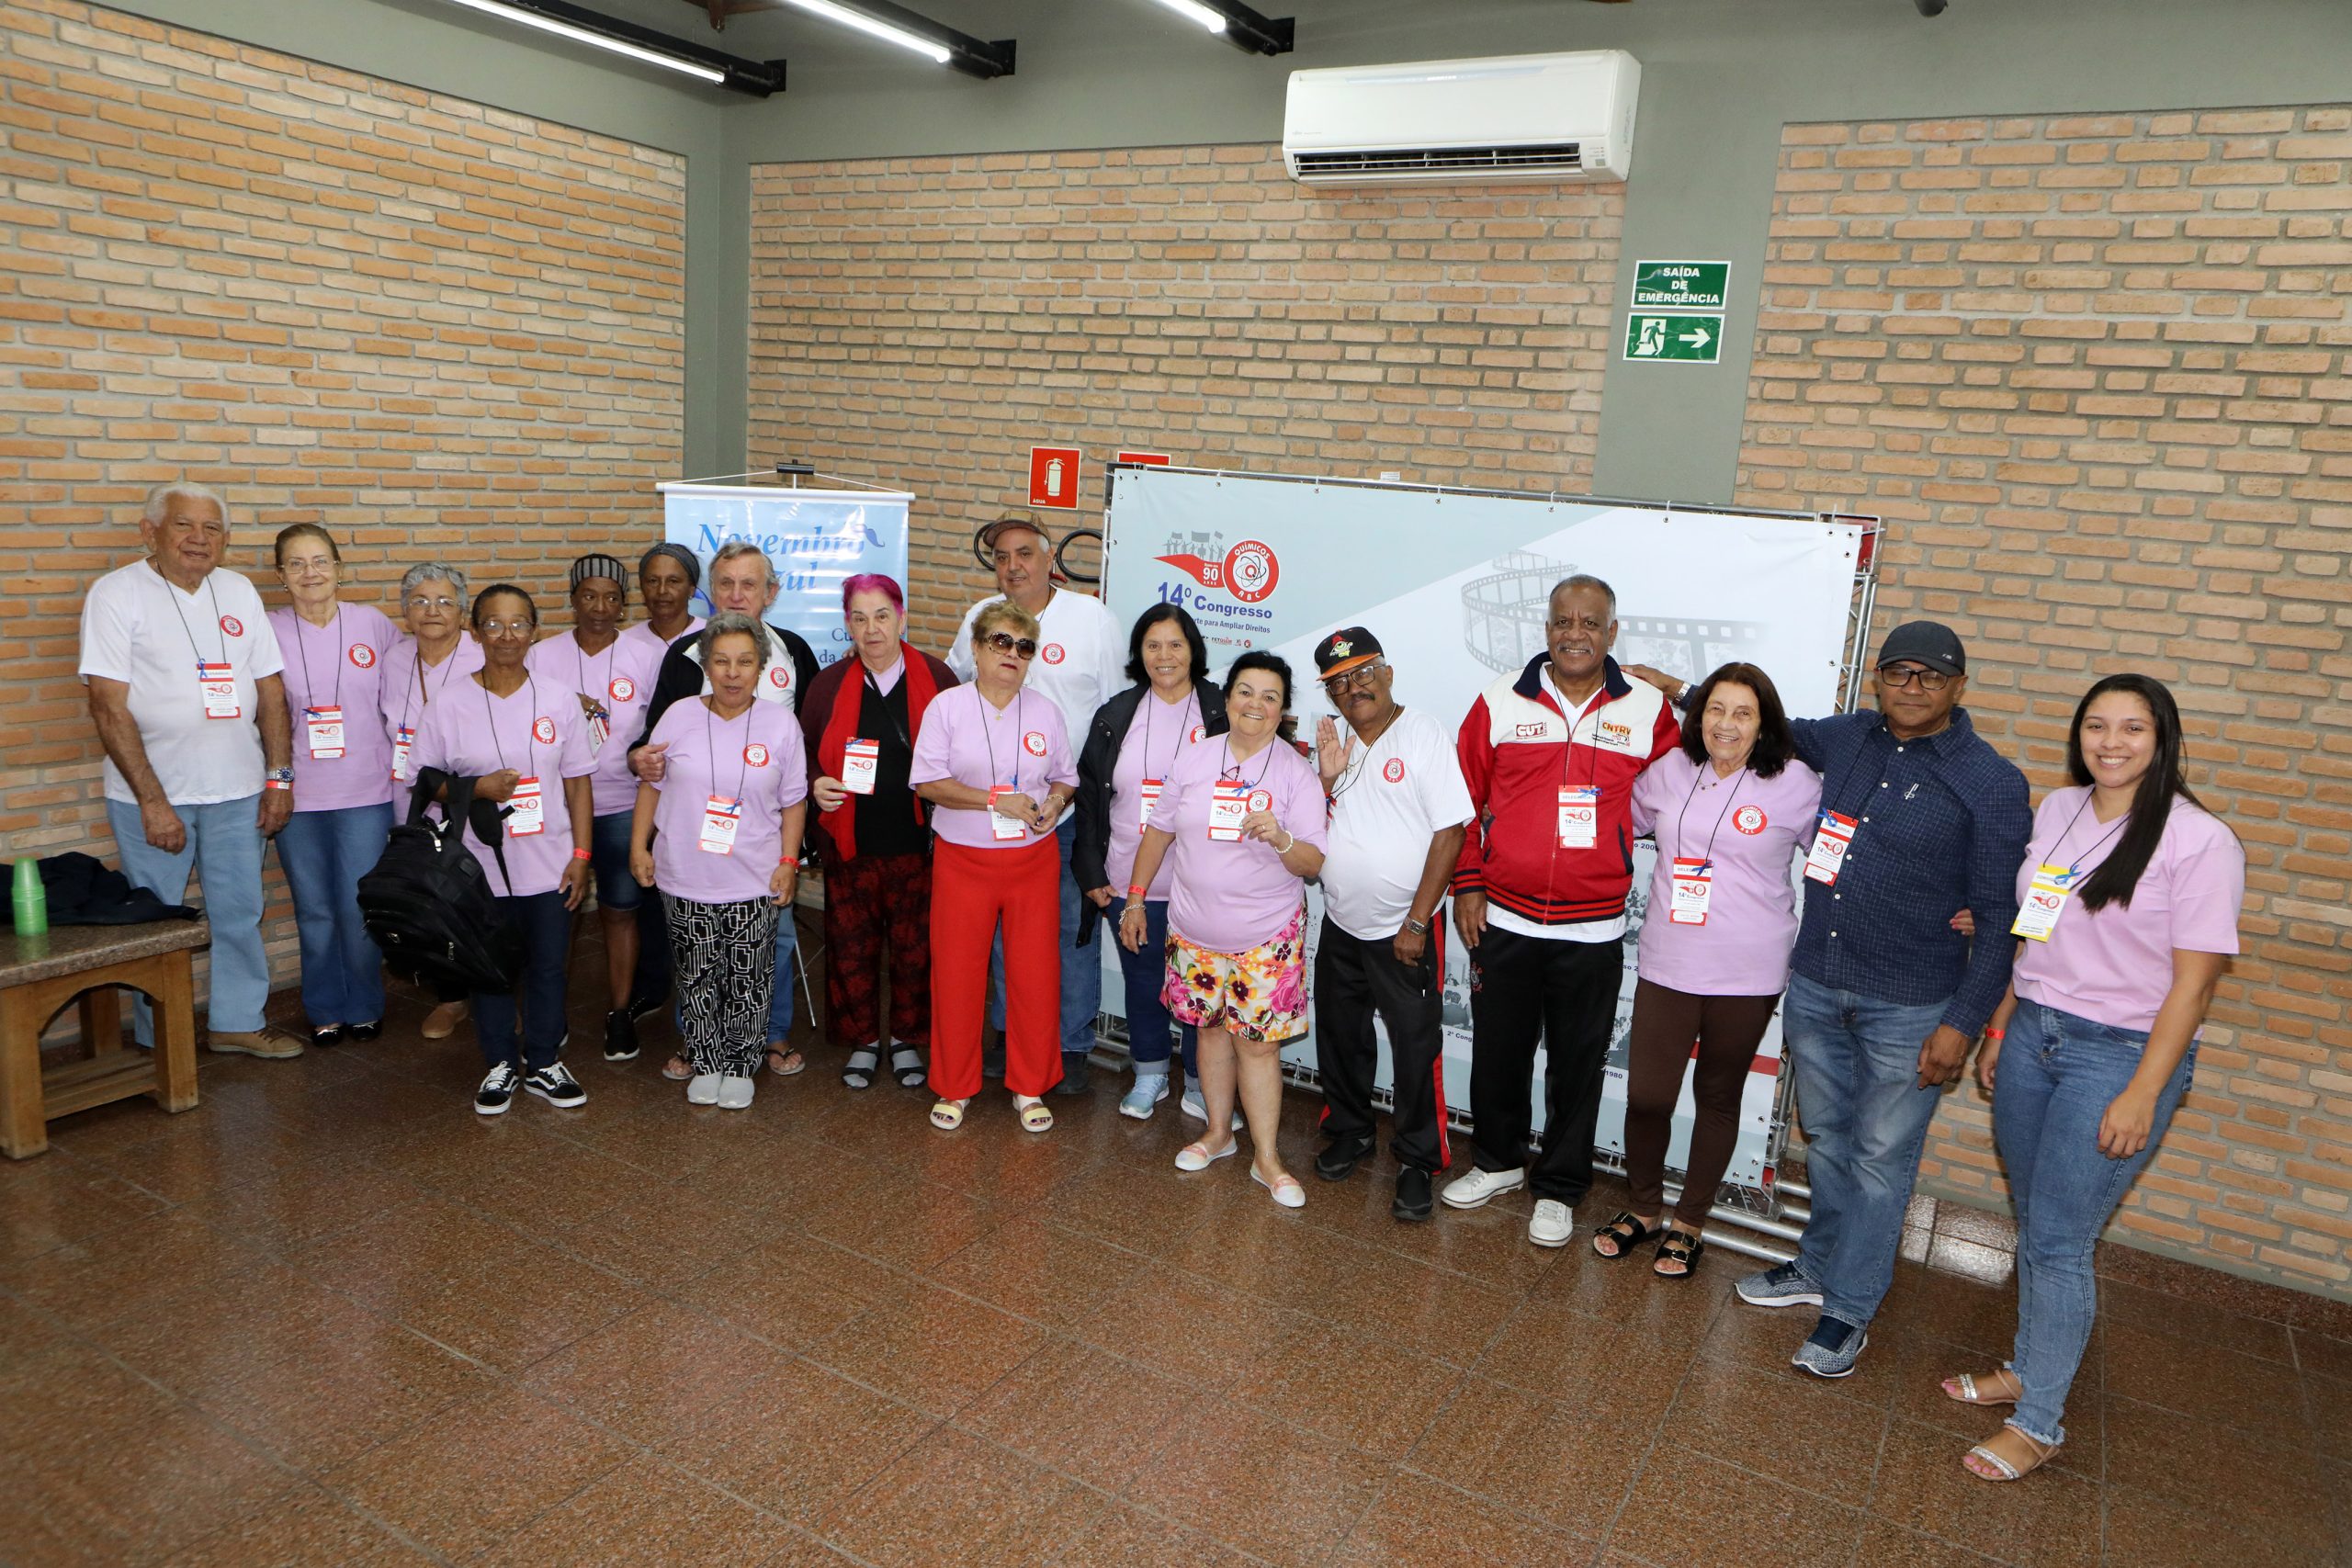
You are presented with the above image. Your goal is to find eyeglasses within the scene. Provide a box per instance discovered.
[405,595,458,612]
[1321,662,1385,697]
[478,619,535,638]
[1877,664,1951,691]
[280,560,335,577]
[983,632,1038,660]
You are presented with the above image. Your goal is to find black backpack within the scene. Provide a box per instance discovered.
[357,770,525,994]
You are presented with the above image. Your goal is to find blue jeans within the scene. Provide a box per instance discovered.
[1786,973,1952,1328]
[1996,999,2194,1447]
[989,816,1101,1057]
[1116,897,1196,1077]
[474,890,571,1070]
[764,897,803,1045]
[107,795,271,1042]
[275,803,391,1028]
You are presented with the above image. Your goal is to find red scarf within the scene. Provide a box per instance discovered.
[814,643,942,860]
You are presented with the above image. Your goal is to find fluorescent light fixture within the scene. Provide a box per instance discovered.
[781,0,954,62]
[439,0,728,82]
[1148,0,1231,31]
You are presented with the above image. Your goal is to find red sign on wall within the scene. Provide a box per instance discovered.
[1116,450,1171,467]
[1027,446,1081,509]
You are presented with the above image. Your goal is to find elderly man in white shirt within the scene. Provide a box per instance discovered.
[80,481,305,1058]
[946,517,1125,1089]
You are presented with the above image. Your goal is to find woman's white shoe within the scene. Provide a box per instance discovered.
[717,1075,755,1110]
[1253,1168,1306,1209]
[1174,1139,1238,1172]
[685,1073,722,1106]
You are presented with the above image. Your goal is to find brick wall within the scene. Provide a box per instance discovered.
[748,147,1621,641]
[1739,109,2352,1294]
[0,1,685,997]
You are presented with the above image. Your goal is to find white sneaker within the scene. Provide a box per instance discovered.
[1440,1165,1526,1211]
[686,1073,722,1106]
[1528,1199,1573,1247]
[717,1075,755,1110]
[1180,1088,1246,1131]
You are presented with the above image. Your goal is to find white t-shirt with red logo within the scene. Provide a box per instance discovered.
[79,560,286,806]
[1321,707,1477,942]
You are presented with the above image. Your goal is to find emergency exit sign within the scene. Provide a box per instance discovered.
[1631,260,1729,311]
[1623,312,1724,364]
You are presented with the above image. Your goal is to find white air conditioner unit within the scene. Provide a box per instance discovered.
[1283,50,1639,187]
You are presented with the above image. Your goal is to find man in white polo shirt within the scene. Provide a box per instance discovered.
[80,481,304,1058]
[1308,626,1476,1222]
[947,516,1124,1089]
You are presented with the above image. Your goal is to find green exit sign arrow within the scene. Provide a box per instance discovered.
[1623,312,1723,364]
[1631,260,1729,311]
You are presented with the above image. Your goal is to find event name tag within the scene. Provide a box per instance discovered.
[304,705,345,760]
[1208,780,1249,841]
[1556,785,1598,849]
[1668,857,1713,925]
[842,739,879,795]
[1138,777,1163,828]
[584,702,610,752]
[2011,863,2075,942]
[198,660,239,719]
[699,795,741,855]
[1804,810,1858,885]
[508,777,545,837]
[391,726,414,782]
[989,788,1027,841]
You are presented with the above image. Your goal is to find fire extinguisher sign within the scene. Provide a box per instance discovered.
[1027,446,1082,510]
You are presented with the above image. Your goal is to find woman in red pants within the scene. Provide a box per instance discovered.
[910,601,1076,1133]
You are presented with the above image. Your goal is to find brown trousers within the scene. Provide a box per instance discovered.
[1623,978,1781,1226]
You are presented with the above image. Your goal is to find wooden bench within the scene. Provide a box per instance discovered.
[0,918,209,1158]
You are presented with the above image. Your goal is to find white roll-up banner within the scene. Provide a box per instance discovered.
[658,483,911,671]
[1100,468,1863,1193]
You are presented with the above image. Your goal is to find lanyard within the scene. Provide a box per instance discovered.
[482,674,542,773]
[1673,761,1749,869]
[401,637,466,735]
[864,662,913,752]
[978,689,1026,796]
[573,632,614,708]
[705,698,752,802]
[1218,732,1276,788]
[2044,792,2128,877]
[1141,688,1199,777]
[1329,705,1401,802]
[292,605,344,715]
[163,575,229,666]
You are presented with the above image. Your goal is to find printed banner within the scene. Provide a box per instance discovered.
[658,484,911,670]
[1101,468,1864,1193]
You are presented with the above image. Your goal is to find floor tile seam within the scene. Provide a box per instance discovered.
[1588,1304,1725,1557]
[219,1476,467,1568]
[1079,1482,1305,1568]
[1384,1458,1614,1549]
[479,1423,803,1550]
[2095,1471,2347,1553]
[1122,1247,1494,1372]
[1657,1438,1883,1515]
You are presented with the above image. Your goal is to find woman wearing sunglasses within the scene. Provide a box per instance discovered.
[910,602,1078,1133]
[1121,651,1328,1207]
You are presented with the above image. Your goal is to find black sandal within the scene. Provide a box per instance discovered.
[889,1043,926,1089]
[1590,1211,1662,1260]
[1653,1227,1705,1279]
[842,1046,879,1090]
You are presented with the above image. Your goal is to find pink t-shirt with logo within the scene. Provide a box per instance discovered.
[1108,688,1206,898]
[526,628,666,817]
[1148,732,1329,954]
[643,697,809,905]
[268,603,401,813]
[908,682,1077,851]
[409,672,596,898]
[380,633,485,815]
[2010,786,2244,1033]
[1631,750,1823,997]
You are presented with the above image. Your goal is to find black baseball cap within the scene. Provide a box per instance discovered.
[1876,620,1965,677]
[1315,626,1384,680]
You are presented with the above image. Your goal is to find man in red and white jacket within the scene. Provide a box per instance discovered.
[1442,575,1679,1248]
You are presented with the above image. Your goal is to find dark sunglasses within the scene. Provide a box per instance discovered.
[984,631,1038,660]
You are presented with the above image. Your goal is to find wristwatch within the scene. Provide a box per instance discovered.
[1404,915,1431,936]
[265,766,295,786]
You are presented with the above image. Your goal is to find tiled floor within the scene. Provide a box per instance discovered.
[5,952,2349,1568]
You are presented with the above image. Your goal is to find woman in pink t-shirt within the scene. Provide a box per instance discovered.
[1944,675,2244,1483]
[266,524,401,1047]
[382,561,485,1043]
[628,615,808,1111]
[910,601,1078,1134]
[1122,652,1329,1208]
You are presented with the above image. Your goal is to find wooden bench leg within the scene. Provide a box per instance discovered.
[80,986,124,1057]
[151,958,198,1115]
[0,989,49,1158]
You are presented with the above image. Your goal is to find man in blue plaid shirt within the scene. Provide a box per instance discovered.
[1632,621,2030,1378]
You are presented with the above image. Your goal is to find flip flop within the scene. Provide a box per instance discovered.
[662,1055,692,1082]
[767,1047,806,1077]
